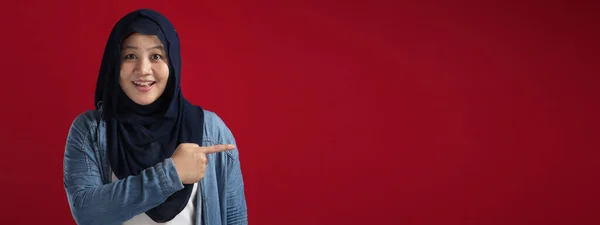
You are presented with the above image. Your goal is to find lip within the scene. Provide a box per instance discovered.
[132,81,155,92]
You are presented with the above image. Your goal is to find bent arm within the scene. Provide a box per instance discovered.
[63,115,184,225]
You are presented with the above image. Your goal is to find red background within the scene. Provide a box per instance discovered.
[0,0,599,224]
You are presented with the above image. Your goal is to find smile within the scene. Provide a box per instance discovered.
[132,81,156,92]
[132,81,156,86]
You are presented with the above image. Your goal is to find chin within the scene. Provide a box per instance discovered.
[121,87,163,106]
[132,96,158,106]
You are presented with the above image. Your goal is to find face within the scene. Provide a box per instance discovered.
[119,33,169,106]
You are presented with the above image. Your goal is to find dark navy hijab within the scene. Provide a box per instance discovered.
[94,9,204,222]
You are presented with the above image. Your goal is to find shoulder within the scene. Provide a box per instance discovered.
[65,110,101,153]
[203,110,228,131]
[69,110,101,133]
[67,110,101,141]
[202,109,233,141]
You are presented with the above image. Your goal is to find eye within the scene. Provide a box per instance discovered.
[124,54,137,60]
[151,54,163,60]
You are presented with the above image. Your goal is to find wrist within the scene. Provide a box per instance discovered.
[167,157,185,184]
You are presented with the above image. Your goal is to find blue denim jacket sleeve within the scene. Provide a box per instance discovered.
[63,111,185,225]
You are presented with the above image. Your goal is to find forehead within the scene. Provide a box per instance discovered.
[121,33,164,47]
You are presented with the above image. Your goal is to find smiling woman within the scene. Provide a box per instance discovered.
[62,8,248,225]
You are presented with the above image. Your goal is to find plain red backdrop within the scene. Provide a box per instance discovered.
[0,0,598,224]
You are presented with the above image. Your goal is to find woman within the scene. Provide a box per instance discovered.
[63,9,247,225]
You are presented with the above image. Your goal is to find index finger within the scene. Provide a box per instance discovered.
[200,144,236,154]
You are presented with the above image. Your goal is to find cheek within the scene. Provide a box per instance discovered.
[118,72,126,87]
[119,64,132,81]
[156,63,170,81]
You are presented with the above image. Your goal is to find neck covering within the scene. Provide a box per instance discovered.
[93,9,204,223]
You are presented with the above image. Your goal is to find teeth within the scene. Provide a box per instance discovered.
[133,81,154,86]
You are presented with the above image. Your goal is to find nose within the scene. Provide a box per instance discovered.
[135,57,152,75]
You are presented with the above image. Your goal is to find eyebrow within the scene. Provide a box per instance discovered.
[122,45,165,51]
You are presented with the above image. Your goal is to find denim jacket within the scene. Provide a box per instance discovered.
[63,106,248,225]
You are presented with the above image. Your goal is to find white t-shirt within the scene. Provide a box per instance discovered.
[111,172,198,225]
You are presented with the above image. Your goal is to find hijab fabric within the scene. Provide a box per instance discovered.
[93,9,204,223]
